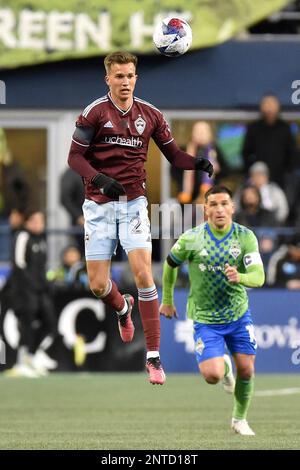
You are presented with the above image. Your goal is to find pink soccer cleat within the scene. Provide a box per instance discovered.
[146,357,166,385]
[118,294,135,342]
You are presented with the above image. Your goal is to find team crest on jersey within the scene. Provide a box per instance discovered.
[195,338,205,355]
[134,115,146,135]
[229,241,241,259]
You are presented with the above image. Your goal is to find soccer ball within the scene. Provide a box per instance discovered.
[153,17,192,57]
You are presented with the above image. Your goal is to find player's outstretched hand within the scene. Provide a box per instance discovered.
[92,173,126,199]
[159,303,178,319]
[224,263,240,284]
[195,157,214,178]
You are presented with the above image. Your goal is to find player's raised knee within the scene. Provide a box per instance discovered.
[202,371,223,384]
[89,280,109,298]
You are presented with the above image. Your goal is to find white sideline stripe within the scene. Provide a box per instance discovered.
[255,387,300,397]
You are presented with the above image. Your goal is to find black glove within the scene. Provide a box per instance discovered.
[195,157,214,178]
[92,173,126,199]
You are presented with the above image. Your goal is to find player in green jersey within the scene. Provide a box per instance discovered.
[160,186,265,436]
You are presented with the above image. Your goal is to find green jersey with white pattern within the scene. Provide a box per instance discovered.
[169,222,262,324]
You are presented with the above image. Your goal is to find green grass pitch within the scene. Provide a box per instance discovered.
[0,373,299,450]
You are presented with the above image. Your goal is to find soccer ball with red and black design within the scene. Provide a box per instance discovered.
[153,17,192,57]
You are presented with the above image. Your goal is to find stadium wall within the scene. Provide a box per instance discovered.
[0,286,145,372]
[1,39,300,109]
[1,287,300,373]
[159,288,300,374]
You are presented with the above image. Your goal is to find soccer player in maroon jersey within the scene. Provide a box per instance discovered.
[68,51,213,385]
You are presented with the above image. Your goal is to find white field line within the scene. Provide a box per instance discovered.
[255,387,300,397]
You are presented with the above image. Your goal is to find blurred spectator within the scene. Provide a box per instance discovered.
[0,130,30,218]
[257,231,278,268]
[60,167,85,254]
[47,244,88,289]
[235,185,278,227]
[8,209,25,231]
[0,129,30,260]
[267,239,300,289]
[5,210,58,377]
[242,95,296,188]
[178,121,228,204]
[248,161,289,224]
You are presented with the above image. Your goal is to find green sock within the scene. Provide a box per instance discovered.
[233,376,254,420]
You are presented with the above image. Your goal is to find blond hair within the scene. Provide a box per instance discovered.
[104,51,138,74]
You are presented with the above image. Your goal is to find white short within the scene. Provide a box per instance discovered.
[82,196,152,260]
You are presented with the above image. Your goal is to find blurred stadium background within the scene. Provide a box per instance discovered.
[0,0,300,450]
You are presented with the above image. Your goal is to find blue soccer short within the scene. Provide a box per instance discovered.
[193,310,257,364]
[82,196,152,260]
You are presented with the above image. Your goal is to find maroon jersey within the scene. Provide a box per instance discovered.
[70,93,174,203]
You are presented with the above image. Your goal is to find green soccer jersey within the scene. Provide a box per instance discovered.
[169,222,263,324]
